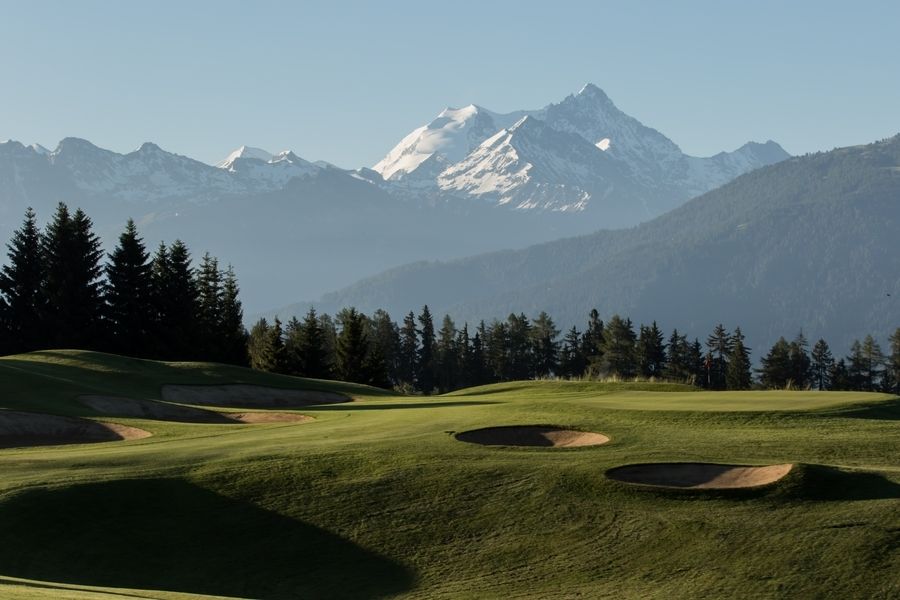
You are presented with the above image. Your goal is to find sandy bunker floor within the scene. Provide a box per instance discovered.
[606,462,794,489]
[456,426,610,448]
[161,384,348,408]
[0,410,151,449]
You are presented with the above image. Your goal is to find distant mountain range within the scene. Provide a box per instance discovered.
[0,84,787,310]
[286,135,900,354]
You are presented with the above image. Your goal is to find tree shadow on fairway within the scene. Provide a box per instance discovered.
[783,464,900,502]
[833,397,900,421]
[0,479,414,599]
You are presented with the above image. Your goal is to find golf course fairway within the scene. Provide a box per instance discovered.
[0,350,897,599]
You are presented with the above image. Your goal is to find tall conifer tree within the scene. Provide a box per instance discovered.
[106,219,153,356]
[0,208,45,352]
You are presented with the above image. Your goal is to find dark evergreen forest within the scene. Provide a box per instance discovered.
[1,205,898,395]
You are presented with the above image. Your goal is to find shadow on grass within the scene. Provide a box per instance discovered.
[0,479,414,599]
[308,400,500,411]
[833,397,900,421]
[782,464,900,502]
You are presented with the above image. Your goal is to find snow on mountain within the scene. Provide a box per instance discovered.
[217,145,274,169]
[0,138,328,204]
[220,147,319,188]
[375,83,790,219]
[373,104,528,181]
[438,115,625,212]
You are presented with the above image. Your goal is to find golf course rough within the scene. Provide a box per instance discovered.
[606,462,794,489]
[455,425,610,447]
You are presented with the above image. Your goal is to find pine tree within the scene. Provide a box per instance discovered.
[636,321,666,379]
[417,306,436,393]
[218,265,248,365]
[506,313,534,380]
[828,358,851,391]
[705,324,733,390]
[396,311,418,389]
[759,337,792,389]
[582,309,604,377]
[663,329,692,382]
[788,332,812,389]
[105,219,153,356]
[600,315,636,378]
[885,328,900,394]
[435,314,458,392]
[726,327,752,390]
[860,334,885,391]
[336,308,369,383]
[559,326,587,378]
[369,309,399,387]
[468,321,492,386]
[531,311,560,379]
[847,340,866,391]
[151,240,199,359]
[248,318,276,372]
[689,339,705,387]
[484,320,509,381]
[455,323,473,389]
[42,204,105,349]
[196,253,223,359]
[0,208,45,352]
[810,339,834,390]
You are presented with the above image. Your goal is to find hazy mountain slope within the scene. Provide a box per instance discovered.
[304,135,900,352]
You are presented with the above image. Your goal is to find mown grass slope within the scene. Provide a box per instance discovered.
[0,350,898,599]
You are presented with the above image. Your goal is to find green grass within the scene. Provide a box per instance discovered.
[0,350,898,599]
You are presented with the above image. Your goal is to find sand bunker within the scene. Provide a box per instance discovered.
[161,384,349,408]
[79,395,236,424]
[455,426,610,448]
[0,410,151,449]
[606,462,793,489]
[225,412,313,424]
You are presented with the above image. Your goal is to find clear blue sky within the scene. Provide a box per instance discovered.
[2,0,898,168]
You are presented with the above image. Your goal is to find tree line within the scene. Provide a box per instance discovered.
[0,205,247,362]
[248,306,900,394]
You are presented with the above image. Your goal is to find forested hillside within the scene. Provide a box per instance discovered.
[298,135,900,353]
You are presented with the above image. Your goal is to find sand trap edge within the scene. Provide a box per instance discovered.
[605,462,794,490]
[455,425,610,448]
[0,410,152,449]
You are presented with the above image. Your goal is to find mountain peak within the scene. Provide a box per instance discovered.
[216,145,274,169]
[136,141,163,154]
[576,83,612,102]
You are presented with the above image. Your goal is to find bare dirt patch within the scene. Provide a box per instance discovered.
[79,395,235,424]
[606,462,794,489]
[0,410,151,449]
[455,426,610,448]
[225,412,314,424]
[161,384,349,408]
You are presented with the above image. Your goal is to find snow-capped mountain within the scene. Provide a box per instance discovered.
[216,145,274,169]
[374,104,529,181]
[438,116,634,212]
[216,146,319,188]
[375,83,790,219]
[0,83,793,310]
